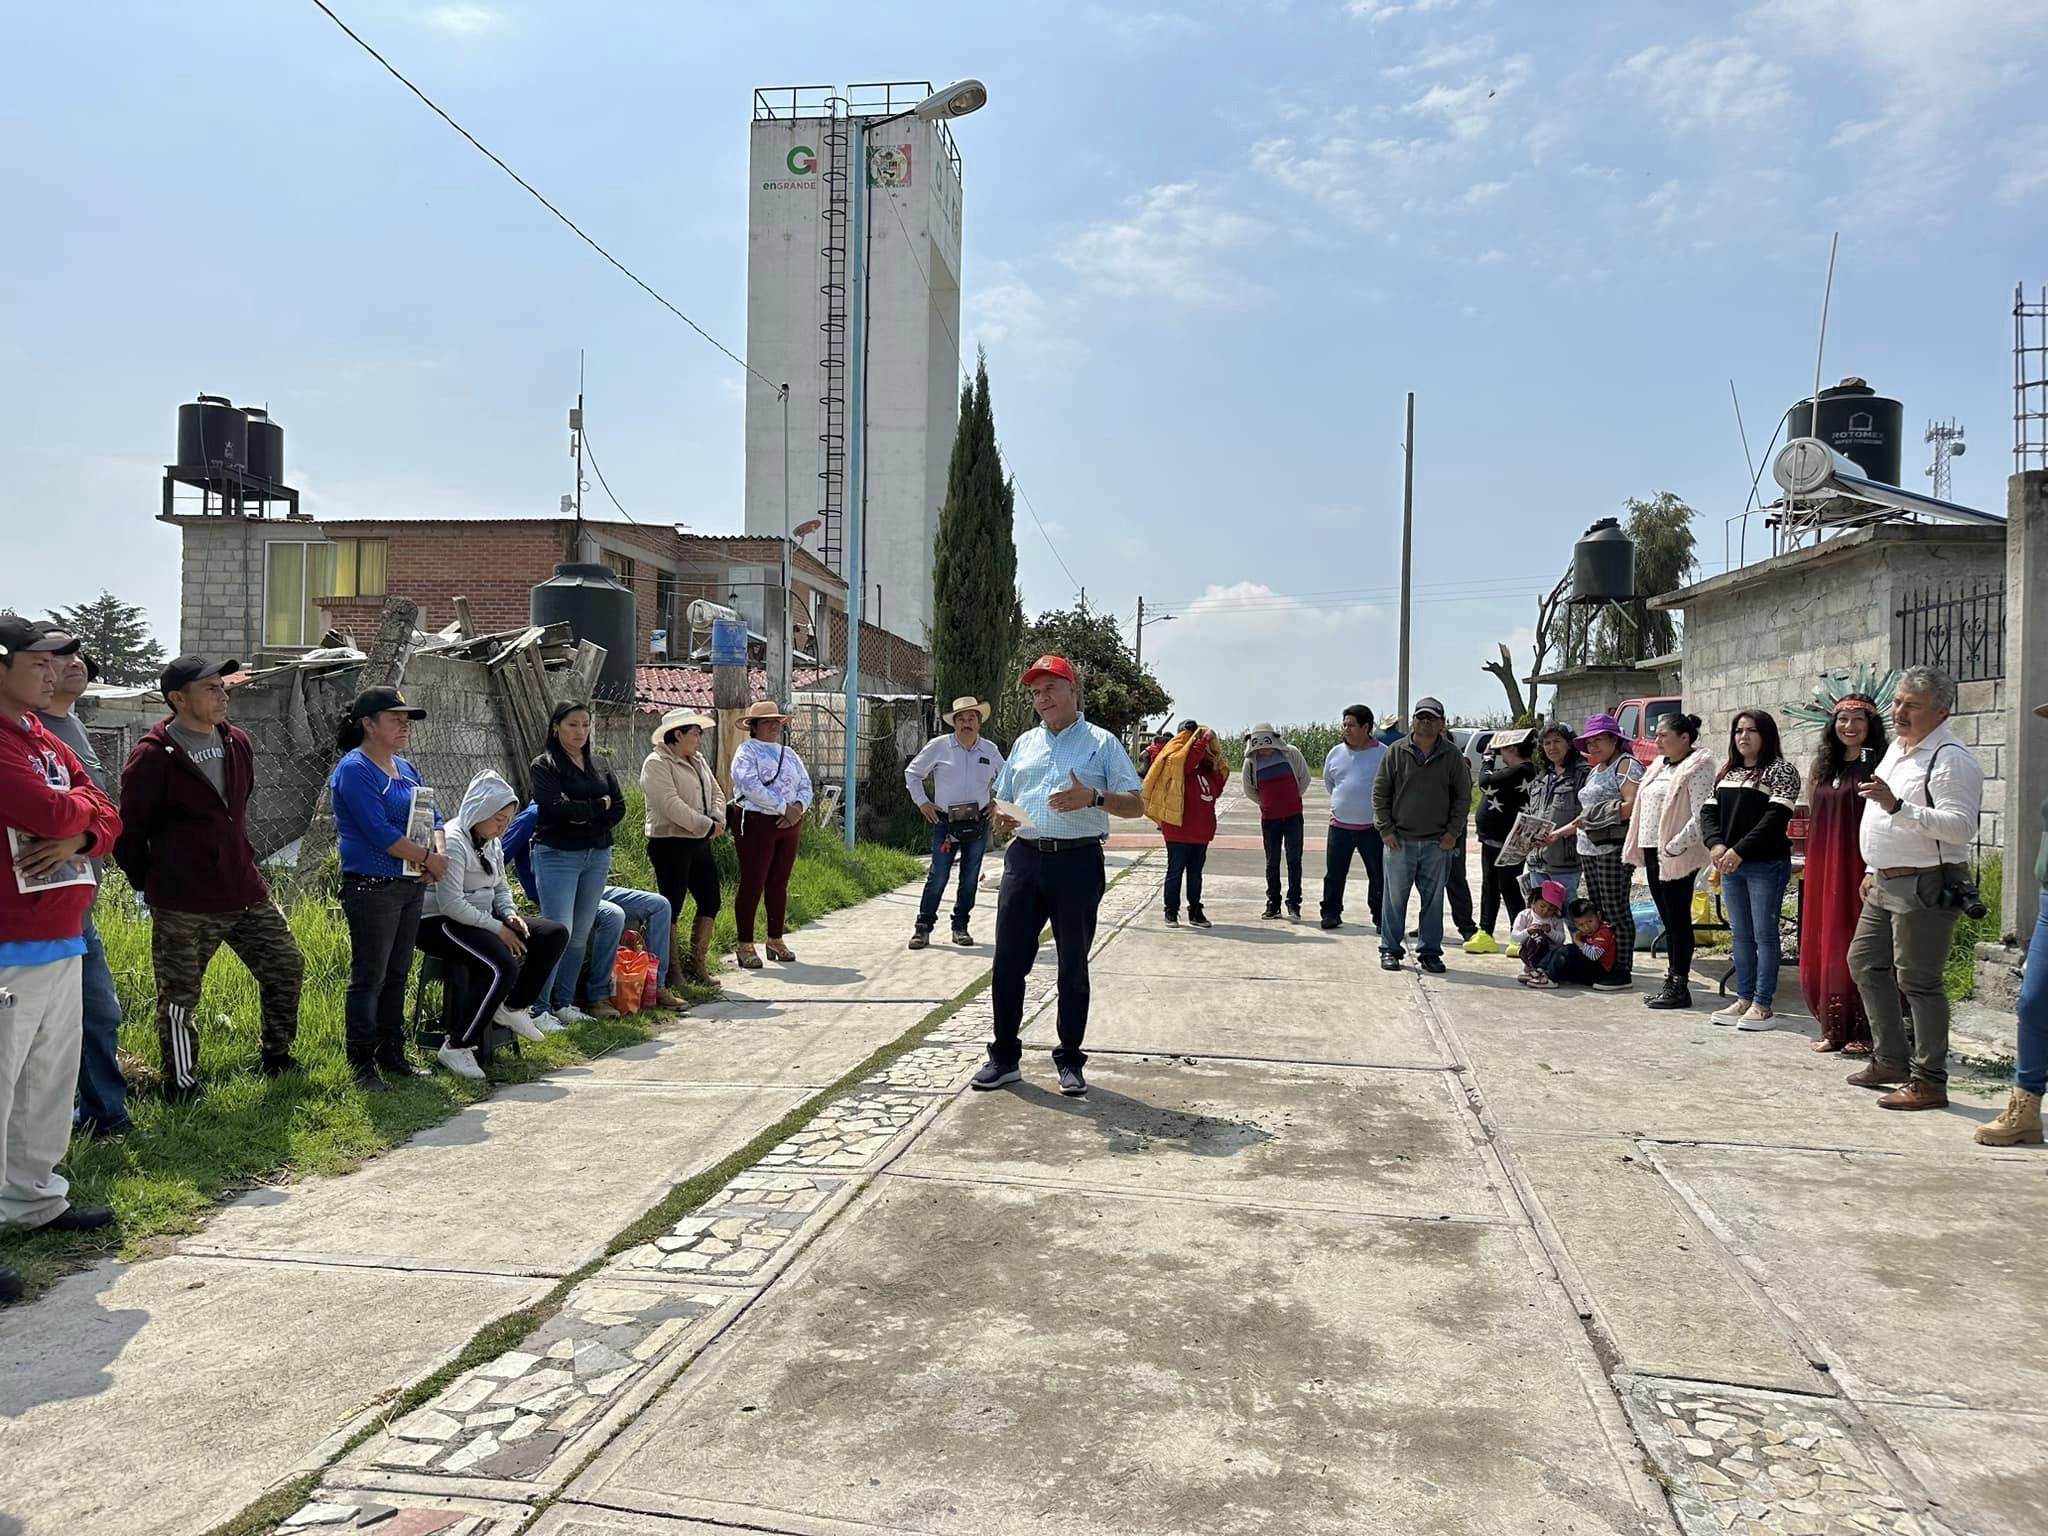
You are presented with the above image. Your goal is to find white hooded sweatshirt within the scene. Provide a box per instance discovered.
[426,769,521,931]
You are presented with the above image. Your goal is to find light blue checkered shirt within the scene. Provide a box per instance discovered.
[993,713,1142,842]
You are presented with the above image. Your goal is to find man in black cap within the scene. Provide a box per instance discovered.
[0,615,122,1303]
[114,656,304,1100]
[31,625,130,1135]
[1372,695,1471,974]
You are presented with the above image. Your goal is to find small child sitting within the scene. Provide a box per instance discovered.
[1512,880,1571,986]
[1529,898,1617,989]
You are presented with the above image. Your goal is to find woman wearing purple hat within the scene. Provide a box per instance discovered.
[1539,713,1643,990]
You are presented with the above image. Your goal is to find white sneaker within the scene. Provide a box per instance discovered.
[497,1006,547,1043]
[553,1005,592,1026]
[1709,1003,1750,1027]
[531,1012,567,1034]
[436,1042,487,1080]
[1736,1006,1776,1032]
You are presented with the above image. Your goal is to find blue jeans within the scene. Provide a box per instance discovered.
[1722,858,1792,1007]
[76,912,130,1132]
[2016,890,2048,1097]
[917,820,988,932]
[584,887,674,1003]
[1381,840,1448,960]
[1526,868,1581,907]
[533,845,613,1012]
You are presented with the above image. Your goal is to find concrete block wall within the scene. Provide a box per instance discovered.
[1662,526,2009,852]
[171,515,328,660]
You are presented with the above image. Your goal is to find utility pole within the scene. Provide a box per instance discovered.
[1135,596,1145,669]
[569,356,587,557]
[1397,390,1415,727]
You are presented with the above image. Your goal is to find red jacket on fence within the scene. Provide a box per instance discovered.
[0,711,122,944]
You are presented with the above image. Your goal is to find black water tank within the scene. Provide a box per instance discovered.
[1788,377,1903,485]
[176,395,247,471]
[242,406,285,484]
[1572,518,1635,602]
[531,562,636,706]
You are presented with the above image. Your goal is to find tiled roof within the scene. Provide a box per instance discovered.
[634,666,829,713]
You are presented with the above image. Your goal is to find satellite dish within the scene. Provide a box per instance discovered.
[792,518,824,539]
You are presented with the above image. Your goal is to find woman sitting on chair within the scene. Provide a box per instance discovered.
[419,769,570,1079]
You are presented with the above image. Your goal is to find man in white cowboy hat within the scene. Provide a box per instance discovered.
[904,696,1006,949]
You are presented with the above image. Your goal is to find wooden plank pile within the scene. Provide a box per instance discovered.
[422,620,596,799]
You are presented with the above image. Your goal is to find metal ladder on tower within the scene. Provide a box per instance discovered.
[817,98,852,577]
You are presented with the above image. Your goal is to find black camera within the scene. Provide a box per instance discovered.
[1937,871,1988,921]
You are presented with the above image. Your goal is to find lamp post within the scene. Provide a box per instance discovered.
[1134,595,1174,669]
[841,78,989,849]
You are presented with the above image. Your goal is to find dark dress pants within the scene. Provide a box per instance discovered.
[989,841,1105,1070]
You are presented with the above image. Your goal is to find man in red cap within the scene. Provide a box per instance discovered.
[975,655,1145,1097]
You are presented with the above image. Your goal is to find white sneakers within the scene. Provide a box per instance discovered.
[552,1005,592,1026]
[531,1012,567,1034]
[1709,1001,1777,1030]
[436,1042,487,1080]
[496,1006,547,1043]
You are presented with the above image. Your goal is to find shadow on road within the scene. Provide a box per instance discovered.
[1004,1081,1278,1159]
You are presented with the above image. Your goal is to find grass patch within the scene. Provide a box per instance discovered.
[1,785,920,1303]
[1944,854,2003,1002]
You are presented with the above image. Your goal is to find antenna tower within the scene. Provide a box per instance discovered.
[2017,283,2048,472]
[1923,418,1965,501]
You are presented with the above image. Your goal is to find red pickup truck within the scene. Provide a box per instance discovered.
[1614,696,1684,767]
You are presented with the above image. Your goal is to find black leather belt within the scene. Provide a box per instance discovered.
[1020,836,1102,853]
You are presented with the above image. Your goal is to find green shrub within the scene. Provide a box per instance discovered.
[1944,854,2002,1002]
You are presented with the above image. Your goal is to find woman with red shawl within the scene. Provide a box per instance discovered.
[1800,693,1888,1054]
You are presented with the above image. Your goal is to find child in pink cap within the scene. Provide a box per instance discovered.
[1512,880,1571,986]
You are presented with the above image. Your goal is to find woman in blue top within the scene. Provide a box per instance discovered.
[330,685,445,1092]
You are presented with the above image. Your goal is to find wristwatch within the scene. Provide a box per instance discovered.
[1092,791,1104,808]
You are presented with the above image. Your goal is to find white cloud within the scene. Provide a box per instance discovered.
[1748,0,2046,100]
[1401,58,1528,141]
[422,4,498,32]
[1998,126,2048,205]
[1081,5,1202,44]
[1059,184,1262,304]
[1382,39,1487,78]
[966,279,1082,365]
[1144,583,1394,728]
[1614,38,1791,129]
[1459,178,1512,204]
[1346,0,1460,23]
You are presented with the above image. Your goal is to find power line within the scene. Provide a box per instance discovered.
[307,0,775,392]
[873,185,1083,599]
[577,425,637,525]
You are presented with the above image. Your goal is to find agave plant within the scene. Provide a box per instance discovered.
[1783,663,1901,728]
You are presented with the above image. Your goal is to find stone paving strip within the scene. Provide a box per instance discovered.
[267,855,1162,1534]
[1620,1379,1955,1536]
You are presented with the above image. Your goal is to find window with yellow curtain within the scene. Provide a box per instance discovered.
[332,537,388,598]
[264,543,305,646]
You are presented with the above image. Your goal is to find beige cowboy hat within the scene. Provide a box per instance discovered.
[650,707,715,747]
[946,696,991,725]
[742,699,798,722]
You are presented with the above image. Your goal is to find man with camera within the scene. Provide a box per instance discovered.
[904,696,1005,949]
[1845,666,1986,1110]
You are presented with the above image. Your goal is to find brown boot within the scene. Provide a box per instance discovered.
[1877,1080,1948,1111]
[1846,1060,1912,1090]
[654,987,687,1011]
[1975,1087,2044,1145]
[689,916,718,983]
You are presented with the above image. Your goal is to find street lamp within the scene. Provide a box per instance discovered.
[841,78,989,848]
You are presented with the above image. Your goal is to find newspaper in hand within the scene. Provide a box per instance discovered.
[402,786,439,878]
[1495,811,1555,869]
[10,827,98,895]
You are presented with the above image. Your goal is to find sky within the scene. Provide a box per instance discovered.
[4,0,2045,731]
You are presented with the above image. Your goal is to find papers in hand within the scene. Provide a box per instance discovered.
[993,799,1037,837]
[10,827,97,895]
[402,787,439,877]
[1495,812,1554,868]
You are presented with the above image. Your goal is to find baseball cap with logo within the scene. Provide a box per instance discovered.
[1412,696,1447,720]
[1021,654,1077,687]
[0,615,79,659]
[347,685,427,722]
[161,655,240,697]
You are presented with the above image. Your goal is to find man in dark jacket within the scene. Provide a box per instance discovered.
[1372,696,1472,974]
[114,656,304,1099]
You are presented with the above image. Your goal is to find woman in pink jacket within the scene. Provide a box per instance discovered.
[1624,711,1716,1012]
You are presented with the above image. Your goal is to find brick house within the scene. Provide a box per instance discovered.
[164,510,935,692]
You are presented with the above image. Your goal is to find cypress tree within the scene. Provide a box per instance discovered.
[930,351,1020,723]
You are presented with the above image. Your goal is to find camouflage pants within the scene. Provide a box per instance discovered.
[151,900,305,1090]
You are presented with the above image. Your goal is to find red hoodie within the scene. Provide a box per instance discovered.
[1162,742,1230,846]
[0,711,122,945]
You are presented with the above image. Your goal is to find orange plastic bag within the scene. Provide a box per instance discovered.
[612,930,655,1016]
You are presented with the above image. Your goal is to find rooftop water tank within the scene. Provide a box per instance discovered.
[242,406,285,484]
[1788,377,1903,486]
[530,560,636,706]
[176,395,247,472]
[1571,517,1636,603]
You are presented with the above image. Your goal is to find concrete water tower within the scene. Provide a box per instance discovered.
[742,83,966,651]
